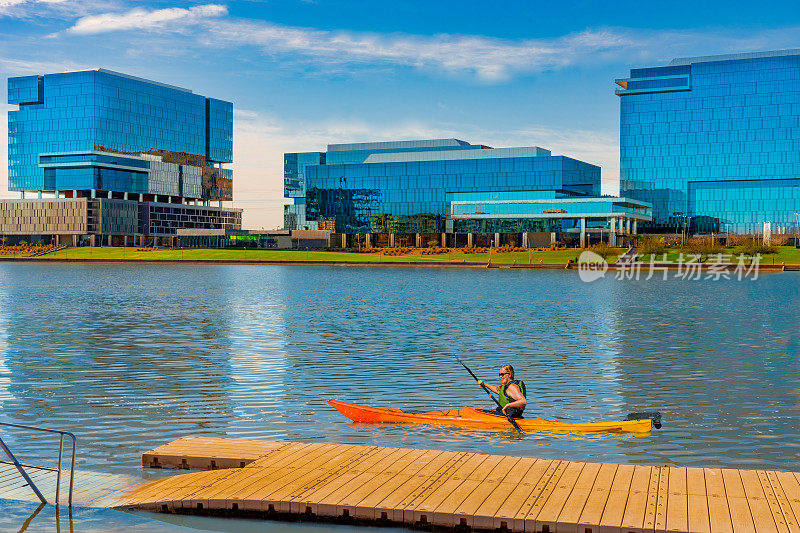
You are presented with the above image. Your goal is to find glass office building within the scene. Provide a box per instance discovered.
[448,191,651,233]
[5,69,240,243]
[617,49,800,234]
[284,139,602,234]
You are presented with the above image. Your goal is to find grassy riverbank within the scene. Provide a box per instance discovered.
[15,246,618,265]
[636,246,800,264]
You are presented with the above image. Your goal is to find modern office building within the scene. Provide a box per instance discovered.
[617,49,800,234]
[4,69,240,245]
[285,139,650,247]
[448,191,650,246]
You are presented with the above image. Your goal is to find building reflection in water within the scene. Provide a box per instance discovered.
[1,263,799,476]
[0,264,237,473]
[611,275,800,469]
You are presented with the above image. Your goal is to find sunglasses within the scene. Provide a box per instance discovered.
[499,372,510,376]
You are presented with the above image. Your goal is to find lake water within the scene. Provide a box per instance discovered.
[0,263,798,531]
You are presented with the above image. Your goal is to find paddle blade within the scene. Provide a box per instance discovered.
[625,411,662,429]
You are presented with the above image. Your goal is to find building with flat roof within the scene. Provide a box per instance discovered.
[447,191,650,247]
[4,69,240,245]
[617,49,800,234]
[285,139,650,247]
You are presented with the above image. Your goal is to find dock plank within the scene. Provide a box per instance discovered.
[737,469,780,533]
[331,447,418,517]
[705,468,734,533]
[215,443,353,511]
[313,447,413,518]
[525,459,584,531]
[430,453,512,528]
[142,436,287,470]
[758,470,794,533]
[769,471,800,532]
[199,442,329,506]
[721,468,756,533]
[552,461,602,531]
[512,459,567,532]
[577,462,618,531]
[405,452,492,525]
[663,466,688,533]
[619,464,654,533]
[686,467,710,533]
[449,455,522,529]
[598,463,635,532]
[280,445,386,514]
[370,450,464,523]
[352,449,444,521]
[82,436,800,533]
[488,458,556,532]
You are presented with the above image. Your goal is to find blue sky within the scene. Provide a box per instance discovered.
[2,0,800,228]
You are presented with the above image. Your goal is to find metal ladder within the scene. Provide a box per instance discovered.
[0,422,77,506]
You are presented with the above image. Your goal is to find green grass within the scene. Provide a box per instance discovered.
[24,245,800,265]
[25,247,621,265]
[636,246,800,264]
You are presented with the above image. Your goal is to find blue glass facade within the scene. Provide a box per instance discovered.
[284,140,600,233]
[447,190,651,233]
[7,69,232,199]
[617,49,800,234]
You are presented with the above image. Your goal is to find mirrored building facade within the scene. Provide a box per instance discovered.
[617,49,800,234]
[284,139,603,234]
[5,69,240,244]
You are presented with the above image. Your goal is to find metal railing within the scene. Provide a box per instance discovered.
[0,422,77,505]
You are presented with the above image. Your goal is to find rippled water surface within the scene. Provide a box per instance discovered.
[0,263,799,529]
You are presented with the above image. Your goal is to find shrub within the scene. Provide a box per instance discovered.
[682,236,725,259]
[638,236,667,256]
[494,245,526,253]
[740,243,777,256]
[770,235,789,246]
[426,239,439,248]
[727,234,757,247]
[382,247,413,256]
[0,243,55,256]
[420,247,451,255]
[588,242,616,260]
[461,246,490,254]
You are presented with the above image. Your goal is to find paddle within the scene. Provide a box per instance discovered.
[454,357,525,435]
[625,411,663,429]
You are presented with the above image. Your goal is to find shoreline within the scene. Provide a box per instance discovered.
[0,256,794,271]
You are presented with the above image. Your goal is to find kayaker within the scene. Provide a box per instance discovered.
[478,364,527,418]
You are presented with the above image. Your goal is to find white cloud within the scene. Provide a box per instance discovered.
[63,6,800,82]
[67,3,226,34]
[194,22,631,82]
[0,0,26,15]
[1,0,112,19]
[0,57,86,75]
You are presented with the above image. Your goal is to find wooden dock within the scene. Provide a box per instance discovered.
[119,436,800,532]
[0,463,140,508]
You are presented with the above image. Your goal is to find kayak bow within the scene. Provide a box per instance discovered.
[327,399,651,434]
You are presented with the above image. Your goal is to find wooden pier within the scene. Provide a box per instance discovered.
[0,462,140,508]
[118,436,800,532]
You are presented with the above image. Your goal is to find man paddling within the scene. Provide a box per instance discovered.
[478,364,527,419]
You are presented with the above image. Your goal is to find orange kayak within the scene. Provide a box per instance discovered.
[327,399,652,434]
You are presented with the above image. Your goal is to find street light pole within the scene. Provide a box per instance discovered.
[795,213,799,248]
[682,215,687,247]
